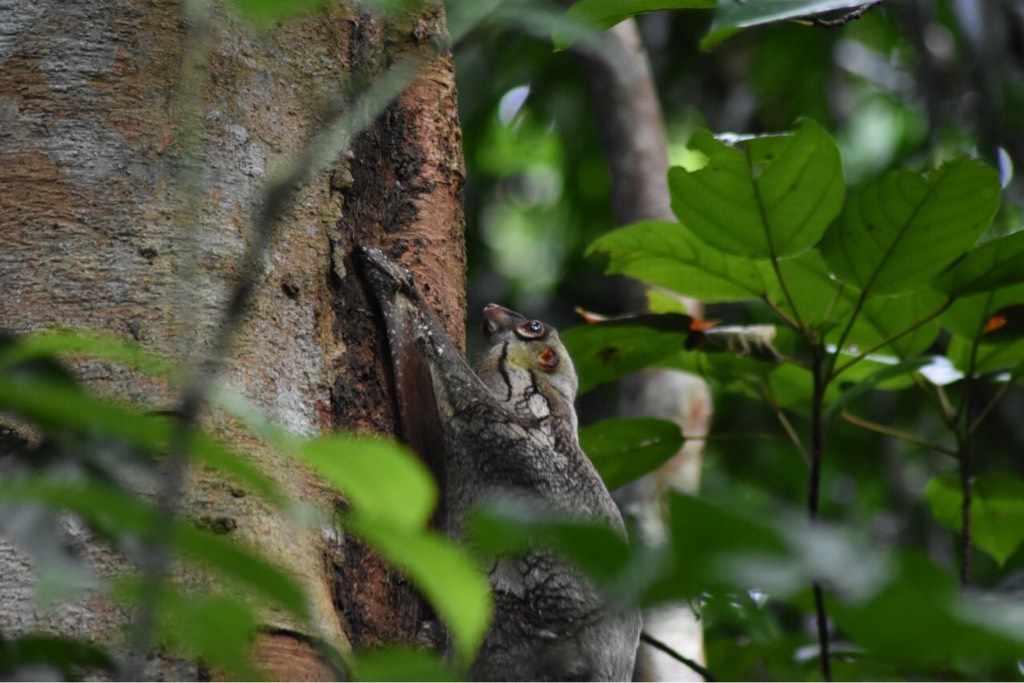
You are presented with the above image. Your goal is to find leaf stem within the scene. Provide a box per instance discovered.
[640,631,718,682]
[830,301,950,381]
[809,345,832,681]
[839,410,956,456]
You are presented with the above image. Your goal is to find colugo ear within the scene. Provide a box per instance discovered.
[538,346,560,372]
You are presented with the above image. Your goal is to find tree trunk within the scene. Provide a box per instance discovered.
[0,0,464,678]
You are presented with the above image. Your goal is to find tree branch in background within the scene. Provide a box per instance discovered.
[572,16,711,682]
[640,632,717,682]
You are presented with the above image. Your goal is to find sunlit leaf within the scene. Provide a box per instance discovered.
[346,516,491,665]
[588,220,768,303]
[579,417,684,491]
[935,230,1024,297]
[821,157,1000,295]
[926,473,1024,566]
[299,435,436,531]
[0,329,176,380]
[669,120,844,258]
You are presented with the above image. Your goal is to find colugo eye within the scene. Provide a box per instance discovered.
[517,320,546,338]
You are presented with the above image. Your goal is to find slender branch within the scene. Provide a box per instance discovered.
[911,374,958,432]
[840,410,956,456]
[809,346,832,681]
[969,380,1013,436]
[640,631,718,682]
[956,332,983,590]
[752,379,811,466]
[830,301,951,381]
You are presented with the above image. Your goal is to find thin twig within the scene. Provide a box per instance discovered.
[640,631,718,682]
[840,410,956,456]
[809,347,832,681]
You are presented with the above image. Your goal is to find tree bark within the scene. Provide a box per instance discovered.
[0,0,464,678]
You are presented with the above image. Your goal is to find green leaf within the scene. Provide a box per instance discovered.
[350,647,461,682]
[0,374,286,506]
[588,220,768,303]
[825,356,932,421]
[762,248,855,332]
[829,552,1024,669]
[566,0,715,34]
[925,473,1024,566]
[0,635,116,680]
[942,284,1024,339]
[346,516,491,666]
[703,0,881,49]
[935,231,1024,297]
[579,417,684,490]
[157,592,262,681]
[469,502,633,587]
[299,435,436,531]
[227,0,332,26]
[668,120,844,258]
[0,329,176,379]
[171,522,309,617]
[561,315,690,395]
[834,289,947,360]
[821,156,1000,295]
[0,478,307,617]
[947,336,1024,376]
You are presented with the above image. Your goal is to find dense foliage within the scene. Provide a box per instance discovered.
[3,0,1024,680]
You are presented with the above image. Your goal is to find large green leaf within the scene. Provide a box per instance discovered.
[828,552,1024,669]
[579,417,684,491]
[0,374,286,506]
[468,502,636,589]
[935,231,1024,297]
[942,284,1024,339]
[0,636,116,680]
[668,120,843,259]
[821,157,1000,295]
[566,0,715,37]
[926,473,1024,566]
[350,647,461,682]
[299,435,436,531]
[762,248,855,332]
[703,0,887,49]
[561,315,691,395]
[588,220,768,303]
[346,516,492,665]
[0,329,176,379]
[833,289,947,360]
[0,478,308,616]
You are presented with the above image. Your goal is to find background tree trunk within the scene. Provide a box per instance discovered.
[0,1,464,678]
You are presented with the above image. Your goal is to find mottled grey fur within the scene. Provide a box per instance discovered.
[359,246,640,681]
